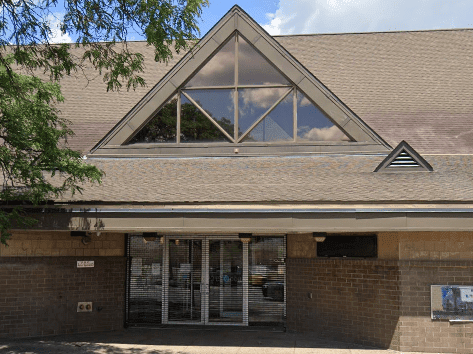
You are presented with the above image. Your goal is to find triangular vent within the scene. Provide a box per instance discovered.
[374,141,433,172]
[388,151,420,168]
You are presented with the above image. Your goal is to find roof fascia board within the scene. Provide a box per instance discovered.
[374,140,433,172]
[18,209,473,232]
[91,5,390,154]
[92,141,387,157]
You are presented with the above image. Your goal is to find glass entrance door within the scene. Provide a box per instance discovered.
[163,237,247,325]
[167,239,203,322]
[208,240,243,323]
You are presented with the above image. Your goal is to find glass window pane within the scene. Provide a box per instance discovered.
[181,94,232,143]
[242,94,293,142]
[185,36,235,87]
[296,91,351,142]
[238,36,289,86]
[184,90,235,137]
[238,88,289,138]
[128,96,177,144]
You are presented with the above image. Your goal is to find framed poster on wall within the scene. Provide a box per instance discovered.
[431,285,473,321]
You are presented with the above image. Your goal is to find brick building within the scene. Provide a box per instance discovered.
[2,5,473,353]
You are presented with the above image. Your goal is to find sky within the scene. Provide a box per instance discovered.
[47,0,473,43]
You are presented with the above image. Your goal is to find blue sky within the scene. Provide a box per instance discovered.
[48,0,473,43]
[198,0,473,37]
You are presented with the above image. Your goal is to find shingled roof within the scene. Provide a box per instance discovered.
[58,154,473,204]
[58,28,473,155]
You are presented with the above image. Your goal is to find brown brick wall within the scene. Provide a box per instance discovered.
[0,256,126,339]
[398,261,473,353]
[0,231,125,257]
[286,258,401,349]
[287,258,473,353]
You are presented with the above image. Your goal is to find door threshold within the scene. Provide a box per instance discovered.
[127,324,285,332]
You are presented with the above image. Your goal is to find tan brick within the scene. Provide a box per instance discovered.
[109,249,124,256]
[94,241,103,249]
[83,249,98,256]
[75,249,84,256]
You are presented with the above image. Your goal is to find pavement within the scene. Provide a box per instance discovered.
[0,327,446,354]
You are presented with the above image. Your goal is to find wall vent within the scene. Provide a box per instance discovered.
[374,140,433,172]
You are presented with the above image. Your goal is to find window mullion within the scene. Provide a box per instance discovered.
[234,34,239,143]
[293,88,297,142]
[177,92,181,144]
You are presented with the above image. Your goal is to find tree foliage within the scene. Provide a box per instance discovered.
[129,99,235,143]
[0,0,209,245]
[0,0,208,90]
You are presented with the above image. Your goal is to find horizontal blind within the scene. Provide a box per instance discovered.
[248,236,286,325]
[168,239,203,322]
[127,235,164,325]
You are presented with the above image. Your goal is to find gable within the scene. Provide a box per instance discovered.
[90,6,390,157]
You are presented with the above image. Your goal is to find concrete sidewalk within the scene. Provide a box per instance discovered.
[0,327,445,354]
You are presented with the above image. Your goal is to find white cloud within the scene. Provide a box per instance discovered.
[46,13,72,44]
[301,125,350,141]
[240,87,289,109]
[261,0,473,35]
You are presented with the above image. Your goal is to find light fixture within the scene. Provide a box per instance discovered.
[160,237,164,244]
[313,232,327,243]
[238,233,252,243]
[175,239,180,245]
[143,232,158,243]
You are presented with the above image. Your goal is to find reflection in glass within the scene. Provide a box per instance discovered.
[296,90,351,142]
[128,236,164,324]
[168,240,202,322]
[208,240,243,323]
[185,90,235,137]
[238,36,289,86]
[249,237,286,324]
[180,95,231,143]
[238,88,289,138]
[128,96,177,144]
[243,94,293,142]
[185,36,235,87]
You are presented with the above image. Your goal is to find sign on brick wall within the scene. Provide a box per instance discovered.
[77,261,95,268]
[431,285,473,321]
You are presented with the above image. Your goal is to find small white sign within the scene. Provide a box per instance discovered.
[77,261,94,268]
[460,287,473,302]
[151,263,161,276]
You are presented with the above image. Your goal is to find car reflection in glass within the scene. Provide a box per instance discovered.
[262,281,284,302]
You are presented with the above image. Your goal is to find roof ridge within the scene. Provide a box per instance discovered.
[272,27,473,37]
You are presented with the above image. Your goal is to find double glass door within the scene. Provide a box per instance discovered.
[163,236,248,325]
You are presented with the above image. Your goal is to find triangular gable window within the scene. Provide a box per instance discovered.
[94,6,390,156]
[127,34,353,146]
[374,141,433,172]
